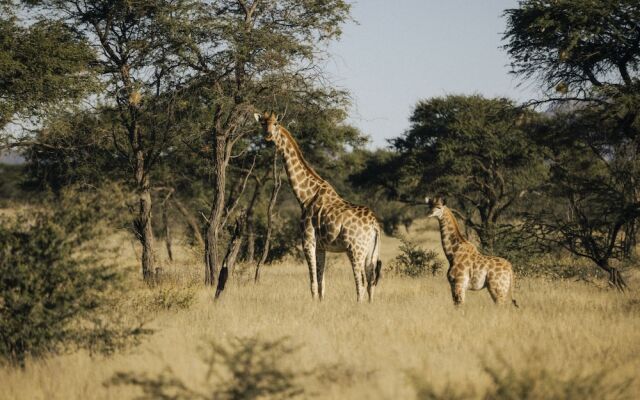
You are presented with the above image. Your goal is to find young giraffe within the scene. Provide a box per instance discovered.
[425,197,518,307]
[254,111,382,302]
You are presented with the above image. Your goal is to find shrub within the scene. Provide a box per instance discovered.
[0,188,147,367]
[0,213,106,366]
[392,238,444,278]
[0,164,27,206]
[267,214,304,262]
[131,286,196,313]
[410,354,634,400]
[110,336,306,399]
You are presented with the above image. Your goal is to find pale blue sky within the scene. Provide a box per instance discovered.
[325,0,539,148]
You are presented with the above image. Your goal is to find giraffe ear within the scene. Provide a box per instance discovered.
[253,113,261,123]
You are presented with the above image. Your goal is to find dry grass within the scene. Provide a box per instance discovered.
[1,219,639,399]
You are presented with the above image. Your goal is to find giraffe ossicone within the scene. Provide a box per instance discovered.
[426,196,518,307]
[255,111,383,302]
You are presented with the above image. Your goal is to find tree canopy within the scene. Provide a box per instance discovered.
[0,16,97,132]
[353,95,547,250]
[503,0,640,289]
[503,0,640,95]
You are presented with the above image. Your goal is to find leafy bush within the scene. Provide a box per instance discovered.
[0,214,104,366]
[0,164,27,206]
[110,336,306,399]
[132,286,196,313]
[377,202,420,236]
[267,214,304,263]
[0,188,147,367]
[392,238,444,278]
[489,222,628,286]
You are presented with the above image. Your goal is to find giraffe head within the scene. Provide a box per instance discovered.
[425,196,445,218]
[253,111,280,142]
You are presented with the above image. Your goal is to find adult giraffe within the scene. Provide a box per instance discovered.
[254,111,382,302]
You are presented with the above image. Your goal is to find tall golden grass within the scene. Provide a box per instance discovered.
[1,219,639,399]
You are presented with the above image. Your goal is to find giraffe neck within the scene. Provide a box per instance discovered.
[273,126,327,206]
[437,207,468,261]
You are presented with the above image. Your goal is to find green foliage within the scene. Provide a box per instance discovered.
[410,354,635,400]
[110,336,306,400]
[0,17,97,129]
[518,127,637,289]
[503,0,640,288]
[355,95,547,251]
[511,254,602,282]
[0,214,92,366]
[267,213,304,263]
[0,163,26,204]
[24,109,125,191]
[13,0,360,278]
[503,0,640,94]
[377,201,421,236]
[348,149,420,234]
[349,148,406,203]
[392,238,444,278]
[0,188,146,367]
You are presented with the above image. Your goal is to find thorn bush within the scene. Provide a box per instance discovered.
[392,237,444,278]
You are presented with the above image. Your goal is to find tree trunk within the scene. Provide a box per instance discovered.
[245,219,255,263]
[205,133,228,286]
[255,156,282,282]
[215,218,245,299]
[162,193,173,262]
[622,220,637,258]
[133,146,156,284]
[479,222,496,254]
[172,197,204,248]
[243,179,262,263]
[213,163,263,297]
[596,260,627,292]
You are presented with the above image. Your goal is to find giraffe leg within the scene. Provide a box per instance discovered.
[302,220,318,300]
[316,249,326,300]
[366,270,375,302]
[450,278,467,306]
[348,249,366,302]
[365,256,376,303]
[487,274,510,305]
[488,285,506,304]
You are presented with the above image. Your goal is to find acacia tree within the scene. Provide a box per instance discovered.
[18,0,357,290]
[348,149,420,235]
[503,0,640,289]
[522,113,637,290]
[355,95,546,251]
[0,7,97,136]
[24,0,202,283]
[165,0,352,287]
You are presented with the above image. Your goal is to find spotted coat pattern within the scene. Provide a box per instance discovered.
[426,197,516,306]
[255,112,382,302]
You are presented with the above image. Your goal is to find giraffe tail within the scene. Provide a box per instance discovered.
[373,229,382,286]
[374,260,382,286]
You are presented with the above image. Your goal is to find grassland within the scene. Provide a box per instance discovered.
[1,219,639,399]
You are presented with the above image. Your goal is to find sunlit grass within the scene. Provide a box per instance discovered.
[1,219,639,399]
